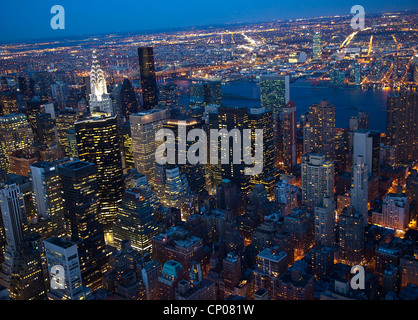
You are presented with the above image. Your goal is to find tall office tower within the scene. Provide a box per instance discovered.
[163,117,206,193]
[314,196,336,247]
[138,47,158,110]
[55,109,79,157]
[66,129,78,158]
[23,100,43,142]
[58,160,107,290]
[312,32,322,61]
[338,205,364,265]
[301,153,334,210]
[189,83,205,107]
[35,113,57,147]
[349,111,369,131]
[156,165,190,210]
[282,101,297,174]
[334,129,350,173]
[130,109,167,186]
[89,50,113,116]
[223,253,242,297]
[50,81,69,107]
[353,130,380,176]
[125,169,160,212]
[75,115,124,240]
[8,245,46,300]
[305,100,336,160]
[260,74,290,115]
[0,183,28,287]
[44,236,92,300]
[189,81,222,108]
[29,162,66,238]
[386,91,418,164]
[350,156,369,225]
[203,80,222,106]
[217,106,251,196]
[0,92,18,115]
[113,188,159,254]
[253,247,288,300]
[274,180,299,217]
[0,114,34,172]
[381,186,410,231]
[121,122,134,173]
[248,107,275,186]
[160,82,178,107]
[120,78,139,121]
[216,179,241,217]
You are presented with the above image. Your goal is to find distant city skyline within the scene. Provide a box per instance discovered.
[0,0,417,43]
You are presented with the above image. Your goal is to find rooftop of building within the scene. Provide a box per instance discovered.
[45,236,75,249]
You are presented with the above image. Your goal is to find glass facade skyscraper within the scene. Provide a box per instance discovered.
[75,115,124,242]
[138,47,158,110]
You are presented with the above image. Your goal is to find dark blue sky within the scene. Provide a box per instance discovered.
[0,0,416,43]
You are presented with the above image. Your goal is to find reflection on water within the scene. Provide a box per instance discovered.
[174,78,392,132]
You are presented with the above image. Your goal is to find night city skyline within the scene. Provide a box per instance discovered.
[0,0,418,311]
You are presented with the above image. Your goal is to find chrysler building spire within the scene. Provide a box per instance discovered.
[89,50,113,116]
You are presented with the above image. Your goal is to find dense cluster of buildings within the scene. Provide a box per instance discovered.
[0,10,417,301]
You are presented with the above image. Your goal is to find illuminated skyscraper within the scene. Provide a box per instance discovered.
[189,80,222,108]
[304,100,335,161]
[89,50,114,116]
[58,160,107,290]
[120,78,139,121]
[0,183,28,288]
[55,109,80,157]
[35,113,57,147]
[314,196,336,247]
[282,101,297,174]
[29,161,66,238]
[248,107,275,188]
[160,82,178,107]
[121,122,134,173]
[313,32,322,61]
[113,188,159,254]
[338,205,364,265]
[380,186,410,231]
[0,114,34,172]
[44,236,92,300]
[0,92,18,116]
[260,74,289,115]
[350,155,368,225]
[301,153,334,210]
[386,91,418,164]
[8,245,46,300]
[23,101,43,143]
[138,47,158,110]
[163,117,206,193]
[130,109,167,186]
[353,130,380,176]
[75,115,124,240]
